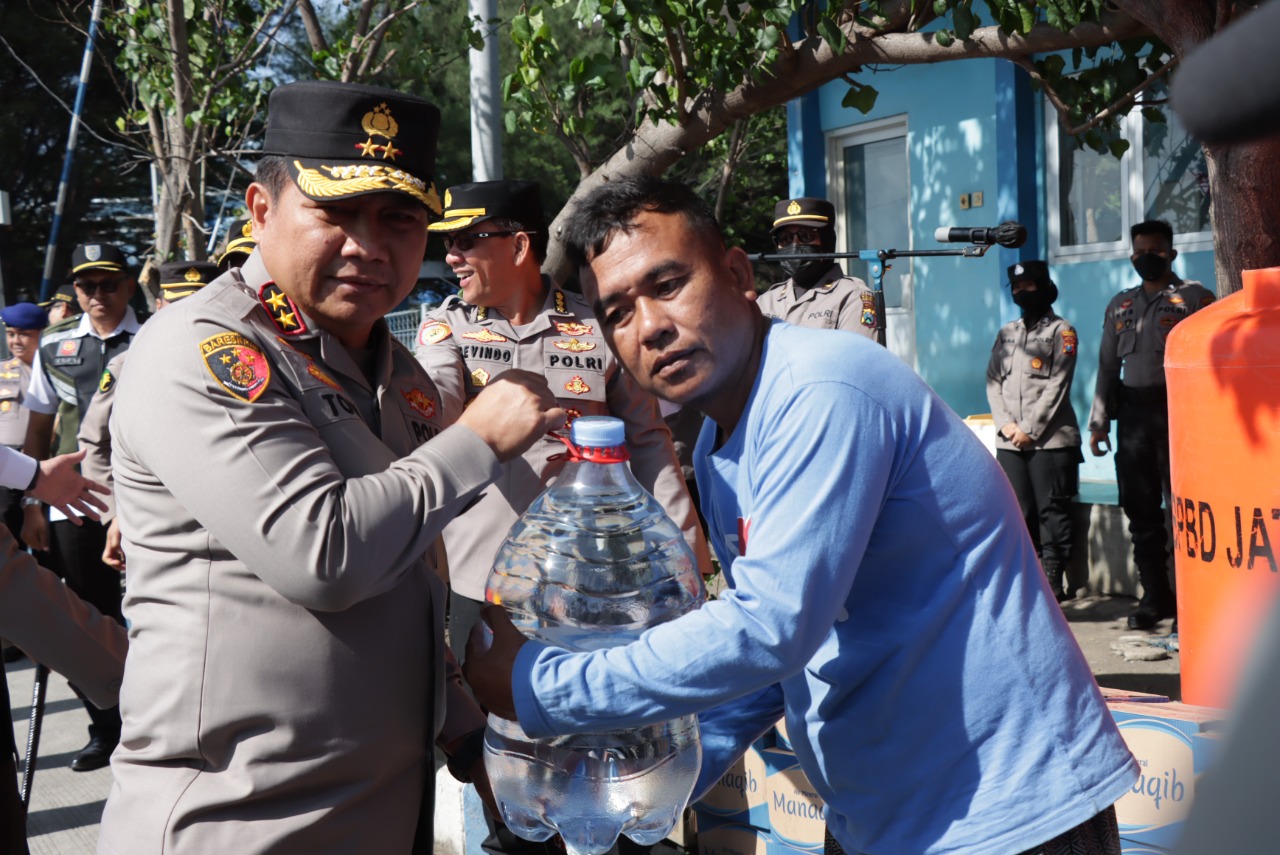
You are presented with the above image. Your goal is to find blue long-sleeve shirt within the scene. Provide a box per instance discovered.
[512,321,1136,855]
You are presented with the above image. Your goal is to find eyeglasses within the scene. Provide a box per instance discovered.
[773,227,821,248]
[73,277,124,295]
[441,231,536,253]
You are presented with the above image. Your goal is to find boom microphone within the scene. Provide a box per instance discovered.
[933,221,1027,249]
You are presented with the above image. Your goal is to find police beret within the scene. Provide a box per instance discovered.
[1008,260,1050,284]
[0,302,48,330]
[771,197,835,233]
[263,81,442,214]
[429,180,545,233]
[158,261,219,301]
[39,284,77,308]
[70,243,128,275]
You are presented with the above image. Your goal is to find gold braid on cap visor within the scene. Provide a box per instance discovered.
[293,161,442,215]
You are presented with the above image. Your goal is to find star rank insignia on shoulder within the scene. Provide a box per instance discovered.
[99,368,116,394]
[258,282,309,336]
[201,331,272,402]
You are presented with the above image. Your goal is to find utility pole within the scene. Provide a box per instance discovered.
[468,0,502,181]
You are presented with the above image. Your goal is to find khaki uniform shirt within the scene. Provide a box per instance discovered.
[756,264,878,338]
[77,352,125,522]
[0,357,31,448]
[1088,277,1215,431]
[415,281,711,601]
[986,312,1081,450]
[0,525,126,709]
[99,253,491,854]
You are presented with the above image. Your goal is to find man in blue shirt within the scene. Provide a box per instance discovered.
[465,177,1137,855]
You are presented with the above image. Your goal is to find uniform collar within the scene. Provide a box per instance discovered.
[73,305,141,340]
[237,251,321,340]
[468,275,568,340]
[786,264,843,304]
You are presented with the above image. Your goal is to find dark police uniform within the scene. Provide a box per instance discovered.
[1088,276,1215,615]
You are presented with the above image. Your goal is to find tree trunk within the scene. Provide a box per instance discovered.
[1202,137,1280,296]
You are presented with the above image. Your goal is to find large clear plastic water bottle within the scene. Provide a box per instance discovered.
[484,416,706,855]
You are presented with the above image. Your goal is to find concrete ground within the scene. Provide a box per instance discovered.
[5,593,1181,853]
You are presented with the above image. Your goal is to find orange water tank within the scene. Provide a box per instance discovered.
[1166,266,1280,709]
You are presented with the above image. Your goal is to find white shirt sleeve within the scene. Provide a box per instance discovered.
[0,446,37,491]
[25,349,59,415]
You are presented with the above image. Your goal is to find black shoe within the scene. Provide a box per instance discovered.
[1127,592,1176,631]
[70,736,116,772]
[1,646,23,664]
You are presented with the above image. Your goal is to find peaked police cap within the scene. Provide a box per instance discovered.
[1007,260,1050,284]
[262,81,442,214]
[158,260,219,301]
[428,180,545,232]
[70,243,128,275]
[771,197,835,233]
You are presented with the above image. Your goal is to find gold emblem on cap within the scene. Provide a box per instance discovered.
[444,189,453,208]
[787,200,801,215]
[293,161,442,214]
[184,267,202,282]
[357,103,402,160]
[241,221,253,237]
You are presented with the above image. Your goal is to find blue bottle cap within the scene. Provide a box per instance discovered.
[570,416,626,449]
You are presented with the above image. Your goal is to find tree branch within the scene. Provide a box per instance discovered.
[1015,54,1177,137]
[296,0,329,54]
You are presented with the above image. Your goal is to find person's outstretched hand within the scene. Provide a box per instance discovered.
[31,449,110,523]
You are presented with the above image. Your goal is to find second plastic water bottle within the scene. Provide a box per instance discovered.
[484,416,706,855]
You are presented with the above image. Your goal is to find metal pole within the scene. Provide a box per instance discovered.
[468,0,502,181]
[39,0,105,300]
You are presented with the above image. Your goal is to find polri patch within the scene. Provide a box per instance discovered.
[860,293,877,328]
[564,375,591,395]
[419,320,452,346]
[201,332,271,402]
[1061,329,1077,356]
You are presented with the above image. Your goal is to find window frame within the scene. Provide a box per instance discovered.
[1045,99,1214,264]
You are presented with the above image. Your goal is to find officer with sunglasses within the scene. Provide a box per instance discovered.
[19,241,138,772]
[757,197,878,338]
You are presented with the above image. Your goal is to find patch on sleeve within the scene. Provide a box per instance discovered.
[1061,328,1077,356]
[200,332,272,402]
[418,320,452,346]
[402,388,436,418]
[98,368,116,394]
[860,292,877,328]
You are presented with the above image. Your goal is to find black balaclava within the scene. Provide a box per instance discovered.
[1012,278,1058,322]
[1132,253,1169,282]
[779,227,836,287]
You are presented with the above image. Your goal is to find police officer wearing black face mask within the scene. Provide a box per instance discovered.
[987,261,1083,602]
[756,197,878,339]
[1088,220,1216,630]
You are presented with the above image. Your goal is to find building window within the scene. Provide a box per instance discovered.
[1046,84,1212,261]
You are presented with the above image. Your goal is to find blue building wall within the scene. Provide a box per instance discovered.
[800,58,1216,484]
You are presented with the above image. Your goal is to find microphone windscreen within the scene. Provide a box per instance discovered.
[1172,2,1280,144]
[994,221,1028,249]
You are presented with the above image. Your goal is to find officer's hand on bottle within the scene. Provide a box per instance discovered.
[462,603,526,721]
[458,369,566,463]
[1089,429,1111,456]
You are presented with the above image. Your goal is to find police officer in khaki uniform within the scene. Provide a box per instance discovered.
[416,180,711,671]
[756,197,878,338]
[99,82,563,854]
[78,260,219,570]
[0,303,47,545]
[21,241,140,771]
[987,261,1083,601]
[1089,220,1215,630]
[214,216,256,272]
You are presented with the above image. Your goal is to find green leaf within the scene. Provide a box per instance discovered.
[841,83,879,115]
[1108,138,1130,158]
[934,0,948,15]
[953,5,974,42]
[934,28,954,47]
[1017,3,1035,32]
[817,17,844,53]
[511,13,532,44]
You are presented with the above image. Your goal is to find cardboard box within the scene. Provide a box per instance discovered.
[696,815,772,855]
[762,748,826,854]
[1099,685,1171,704]
[1110,702,1225,850]
[695,739,771,829]
[774,717,791,750]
